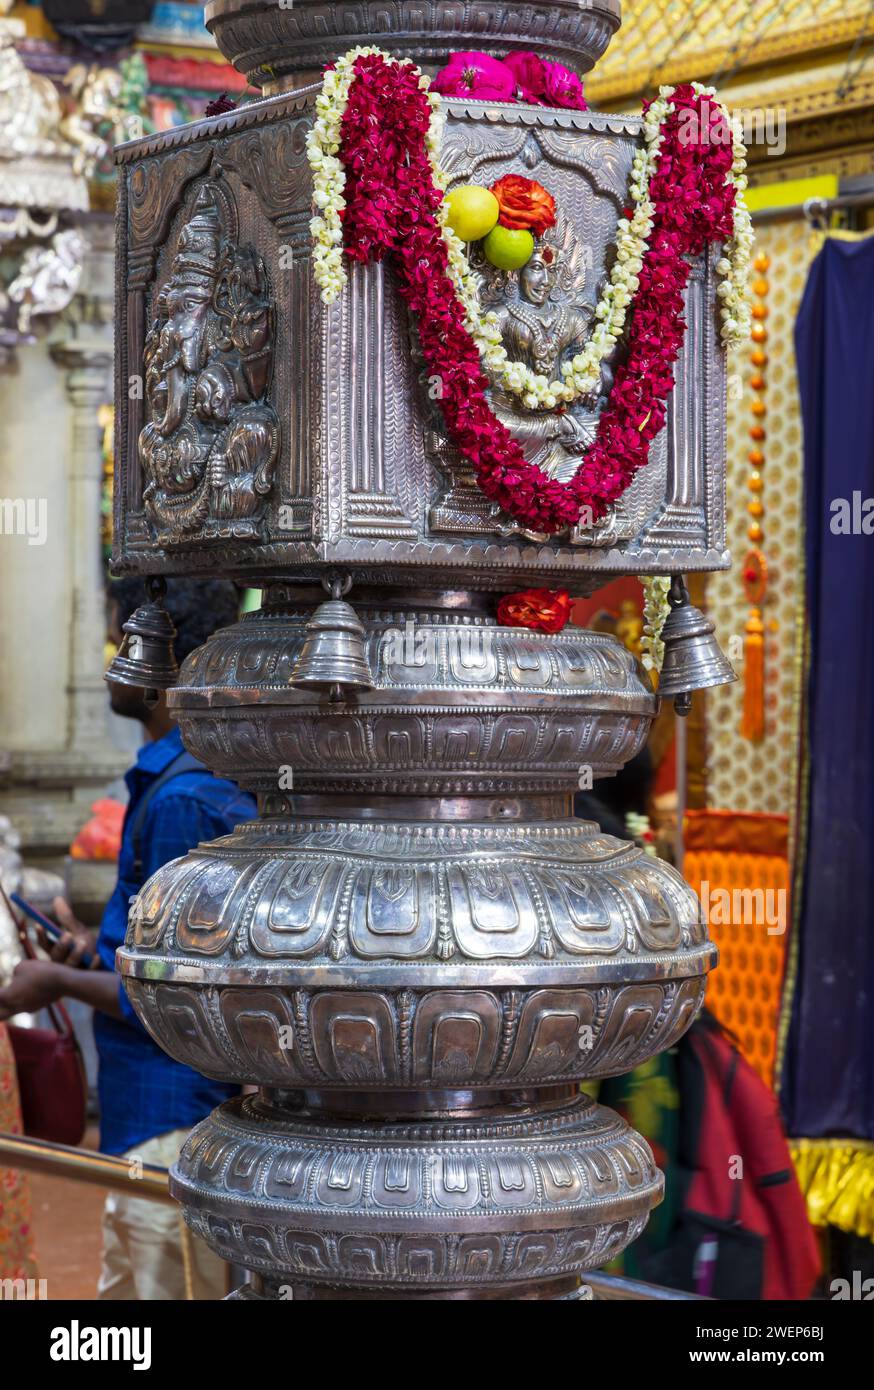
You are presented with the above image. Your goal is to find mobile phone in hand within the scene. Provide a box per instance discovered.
[9,891,94,969]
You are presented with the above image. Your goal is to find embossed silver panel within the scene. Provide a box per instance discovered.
[112,96,727,591]
[118,803,713,1087]
[120,814,709,980]
[123,977,707,1090]
[165,598,658,792]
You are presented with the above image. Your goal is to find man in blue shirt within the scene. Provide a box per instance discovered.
[0,578,255,1300]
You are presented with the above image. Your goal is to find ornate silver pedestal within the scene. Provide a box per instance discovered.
[117,591,714,1297]
[110,2,726,1299]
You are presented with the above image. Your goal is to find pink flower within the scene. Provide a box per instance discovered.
[431,51,516,101]
[204,93,237,117]
[541,59,587,111]
[504,51,547,104]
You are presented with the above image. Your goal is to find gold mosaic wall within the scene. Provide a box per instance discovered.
[587,0,874,103]
[705,217,815,815]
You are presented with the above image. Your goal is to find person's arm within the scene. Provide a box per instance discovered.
[0,894,123,1023]
[0,957,123,1022]
[0,792,249,1025]
[41,897,99,967]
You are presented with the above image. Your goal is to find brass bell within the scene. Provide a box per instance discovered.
[105,577,179,707]
[657,574,736,716]
[290,581,373,701]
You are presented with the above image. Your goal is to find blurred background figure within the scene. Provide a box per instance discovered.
[0,818,38,1287]
[576,753,820,1300]
[0,579,255,1300]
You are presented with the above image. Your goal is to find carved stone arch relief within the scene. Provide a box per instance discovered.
[438,124,530,184]
[211,121,313,226]
[536,130,637,207]
[127,144,214,273]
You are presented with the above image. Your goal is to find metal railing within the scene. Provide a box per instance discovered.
[0,1131,173,1203]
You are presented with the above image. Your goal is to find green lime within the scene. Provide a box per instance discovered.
[482,225,535,270]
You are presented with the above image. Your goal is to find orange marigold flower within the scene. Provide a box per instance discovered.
[489,175,557,237]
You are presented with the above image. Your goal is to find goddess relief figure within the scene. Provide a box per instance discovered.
[426,209,631,542]
[482,216,615,486]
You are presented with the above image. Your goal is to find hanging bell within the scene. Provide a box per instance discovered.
[290,581,373,701]
[657,574,737,716]
[105,576,179,707]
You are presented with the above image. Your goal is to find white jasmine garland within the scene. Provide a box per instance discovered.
[641,575,672,676]
[306,57,753,398]
[306,46,387,303]
[690,84,753,350]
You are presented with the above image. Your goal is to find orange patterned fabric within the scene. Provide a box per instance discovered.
[685,808,788,857]
[684,811,789,1088]
[0,1022,38,1281]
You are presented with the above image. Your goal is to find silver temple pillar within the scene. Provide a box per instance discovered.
[110,1,727,1299]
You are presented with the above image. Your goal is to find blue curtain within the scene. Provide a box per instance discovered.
[782,237,874,1142]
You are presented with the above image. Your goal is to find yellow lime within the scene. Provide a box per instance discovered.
[482,225,535,271]
[445,185,500,242]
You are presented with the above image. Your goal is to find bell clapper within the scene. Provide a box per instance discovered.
[656,571,737,714]
[669,575,693,715]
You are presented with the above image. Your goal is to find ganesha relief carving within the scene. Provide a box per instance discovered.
[139,181,280,546]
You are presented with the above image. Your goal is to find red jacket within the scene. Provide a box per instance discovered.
[680,1019,820,1300]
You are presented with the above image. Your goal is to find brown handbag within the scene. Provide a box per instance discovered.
[2,888,87,1148]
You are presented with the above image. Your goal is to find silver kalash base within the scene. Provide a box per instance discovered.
[117,590,716,1299]
[170,1089,662,1298]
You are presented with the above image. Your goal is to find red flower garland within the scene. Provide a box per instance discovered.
[337,56,736,536]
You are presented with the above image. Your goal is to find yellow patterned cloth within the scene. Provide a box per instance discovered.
[0,1022,38,1281]
[706,218,812,816]
[586,0,874,103]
